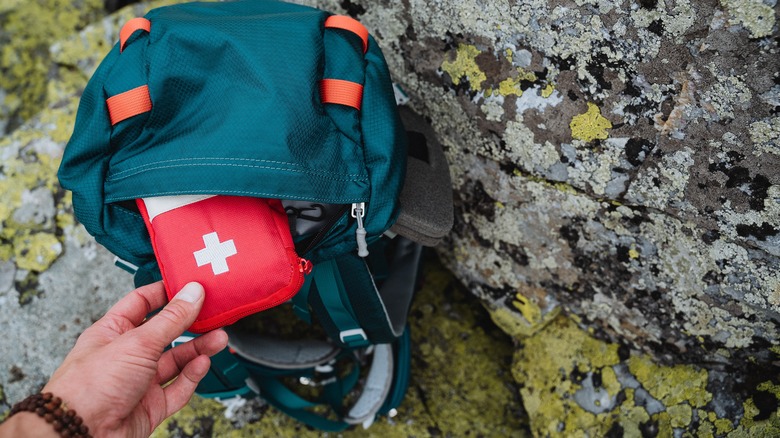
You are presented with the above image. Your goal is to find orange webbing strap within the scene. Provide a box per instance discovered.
[120,17,151,52]
[106,85,152,125]
[324,15,368,54]
[319,79,363,111]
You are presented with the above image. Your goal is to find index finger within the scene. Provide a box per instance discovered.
[104,281,168,327]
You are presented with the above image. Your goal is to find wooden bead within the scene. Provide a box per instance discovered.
[8,393,92,438]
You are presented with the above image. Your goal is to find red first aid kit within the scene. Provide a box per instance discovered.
[137,195,311,333]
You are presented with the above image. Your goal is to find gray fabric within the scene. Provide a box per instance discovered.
[390,107,454,246]
[344,344,394,424]
[376,237,423,337]
[225,327,340,370]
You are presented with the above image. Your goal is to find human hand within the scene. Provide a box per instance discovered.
[40,281,228,437]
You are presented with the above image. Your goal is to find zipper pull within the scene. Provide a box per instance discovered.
[299,258,313,274]
[351,202,369,257]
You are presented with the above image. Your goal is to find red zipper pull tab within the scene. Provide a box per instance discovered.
[299,258,313,274]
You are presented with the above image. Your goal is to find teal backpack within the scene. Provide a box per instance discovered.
[58,0,453,431]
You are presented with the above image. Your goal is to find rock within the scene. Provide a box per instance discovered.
[2,0,779,434]
[292,0,780,432]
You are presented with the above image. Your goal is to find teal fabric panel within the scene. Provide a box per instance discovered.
[104,3,369,204]
[311,35,406,260]
[58,0,406,273]
[57,45,119,240]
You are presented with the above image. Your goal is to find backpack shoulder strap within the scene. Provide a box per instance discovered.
[308,237,422,347]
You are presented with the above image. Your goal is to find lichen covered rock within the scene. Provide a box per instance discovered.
[307,0,780,432]
[2,0,779,434]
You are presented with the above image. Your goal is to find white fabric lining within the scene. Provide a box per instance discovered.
[142,194,215,222]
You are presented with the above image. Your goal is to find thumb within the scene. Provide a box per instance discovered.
[134,282,205,351]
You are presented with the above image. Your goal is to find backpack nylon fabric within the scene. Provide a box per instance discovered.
[58,0,407,271]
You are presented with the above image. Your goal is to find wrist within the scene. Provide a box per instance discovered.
[0,412,60,438]
[41,381,105,435]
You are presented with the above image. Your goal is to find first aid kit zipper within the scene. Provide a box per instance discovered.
[193,256,313,333]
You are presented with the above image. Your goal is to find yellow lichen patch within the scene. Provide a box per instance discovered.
[441,43,486,91]
[496,68,537,97]
[512,292,543,326]
[570,102,613,142]
[667,403,693,428]
[654,411,674,437]
[627,355,712,408]
[512,315,623,436]
[541,84,555,98]
[13,231,62,272]
[498,77,523,97]
[489,305,558,338]
[757,381,780,398]
[628,248,640,259]
[714,417,735,434]
[0,244,13,262]
[0,179,23,223]
[602,367,621,396]
[0,0,104,121]
[504,48,513,63]
[618,390,651,436]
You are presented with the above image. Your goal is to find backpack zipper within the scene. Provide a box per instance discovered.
[298,202,370,257]
[351,202,369,257]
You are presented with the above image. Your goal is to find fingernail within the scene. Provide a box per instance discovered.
[176,282,204,303]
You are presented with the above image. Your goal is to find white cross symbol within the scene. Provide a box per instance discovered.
[193,232,237,275]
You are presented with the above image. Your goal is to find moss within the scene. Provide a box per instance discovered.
[570,102,613,142]
[441,43,487,91]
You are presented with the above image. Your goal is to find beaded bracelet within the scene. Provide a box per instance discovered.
[8,392,91,438]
